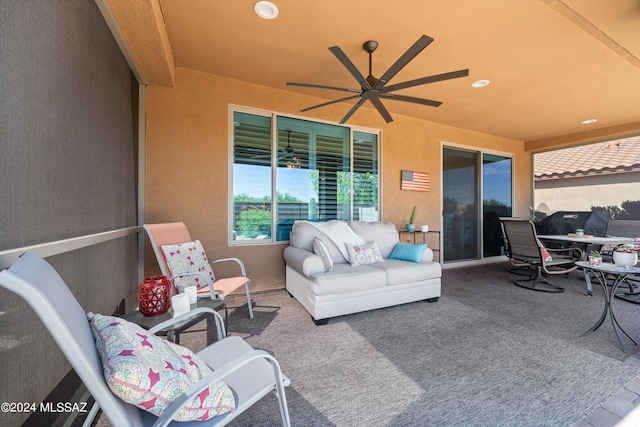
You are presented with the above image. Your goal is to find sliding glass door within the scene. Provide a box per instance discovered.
[443,147,513,262]
[482,154,512,257]
[443,148,479,261]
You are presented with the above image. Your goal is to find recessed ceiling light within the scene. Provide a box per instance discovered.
[471,79,490,88]
[581,118,598,125]
[254,1,279,19]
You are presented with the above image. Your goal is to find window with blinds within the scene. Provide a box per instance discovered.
[232,112,272,241]
[231,109,380,243]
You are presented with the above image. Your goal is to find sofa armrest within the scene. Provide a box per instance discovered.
[421,247,434,263]
[283,246,325,277]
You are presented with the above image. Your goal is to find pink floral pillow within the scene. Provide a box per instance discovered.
[87,313,235,421]
[161,240,215,290]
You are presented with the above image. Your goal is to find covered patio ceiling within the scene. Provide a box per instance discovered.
[103,0,640,143]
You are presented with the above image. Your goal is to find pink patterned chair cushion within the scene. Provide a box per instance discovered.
[161,240,215,290]
[87,313,235,421]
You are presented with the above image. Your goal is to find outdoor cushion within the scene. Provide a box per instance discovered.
[389,243,427,263]
[87,312,235,421]
[536,238,552,261]
[348,221,399,258]
[373,259,442,286]
[310,264,386,295]
[161,240,214,290]
[290,221,348,264]
[346,241,384,266]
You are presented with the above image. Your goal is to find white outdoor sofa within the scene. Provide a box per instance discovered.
[283,220,442,324]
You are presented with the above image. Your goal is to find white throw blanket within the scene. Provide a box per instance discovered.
[303,220,365,260]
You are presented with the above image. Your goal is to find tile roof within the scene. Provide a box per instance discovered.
[534,136,640,180]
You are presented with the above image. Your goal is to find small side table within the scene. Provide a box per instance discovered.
[121,297,225,345]
[576,261,640,352]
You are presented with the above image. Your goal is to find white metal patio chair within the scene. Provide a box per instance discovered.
[0,252,289,427]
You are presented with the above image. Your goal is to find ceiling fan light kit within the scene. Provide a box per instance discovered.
[287,35,469,124]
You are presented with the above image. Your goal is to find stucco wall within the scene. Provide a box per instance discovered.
[535,172,640,213]
[145,67,527,291]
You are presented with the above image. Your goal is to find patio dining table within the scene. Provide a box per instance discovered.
[537,234,636,248]
[537,234,638,296]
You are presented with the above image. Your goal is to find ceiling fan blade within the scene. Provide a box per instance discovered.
[381,69,470,93]
[329,46,371,90]
[369,97,394,123]
[373,35,434,90]
[379,93,442,107]
[339,98,367,124]
[300,95,361,112]
[287,81,361,94]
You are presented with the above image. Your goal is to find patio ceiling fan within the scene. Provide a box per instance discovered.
[287,35,469,124]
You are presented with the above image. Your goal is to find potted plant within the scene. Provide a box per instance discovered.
[406,206,417,232]
[612,244,638,268]
[588,250,602,265]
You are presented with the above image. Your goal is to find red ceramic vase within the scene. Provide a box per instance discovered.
[138,275,171,317]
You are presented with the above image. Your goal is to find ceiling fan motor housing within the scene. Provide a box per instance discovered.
[363,40,378,53]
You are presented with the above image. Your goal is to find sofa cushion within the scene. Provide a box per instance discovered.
[389,243,427,263]
[290,221,348,264]
[346,241,384,266]
[373,259,442,286]
[310,264,386,296]
[348,221,399,258]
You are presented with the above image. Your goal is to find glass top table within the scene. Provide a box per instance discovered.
[121,297,225,345]
[575,261,640,352]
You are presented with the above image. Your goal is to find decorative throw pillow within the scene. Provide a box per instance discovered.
[389,243,427,263]
[162,240,214,290]
[313,237,333,272]
[346,241,384,266]
[535,238,553,262]
[87,312,235,421]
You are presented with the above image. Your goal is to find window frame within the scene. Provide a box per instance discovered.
[228,105,382,245]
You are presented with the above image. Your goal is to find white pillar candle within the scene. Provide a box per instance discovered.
[184,286,197,304]
[171,293,191,318]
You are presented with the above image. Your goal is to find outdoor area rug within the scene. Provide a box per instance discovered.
[173,262,640,427]
[95,262,640,426]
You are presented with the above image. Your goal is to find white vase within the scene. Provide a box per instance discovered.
[612,251,638,268]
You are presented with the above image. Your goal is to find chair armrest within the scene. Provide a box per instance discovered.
[547,246,583,261]
[210,257,247,277]
[152,349,288,427]
[168,271,214,293]
[148,307,227,340]
[283,246,325,277]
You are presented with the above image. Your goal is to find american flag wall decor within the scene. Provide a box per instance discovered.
[401,170,429,192]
